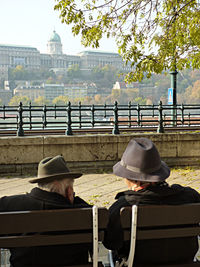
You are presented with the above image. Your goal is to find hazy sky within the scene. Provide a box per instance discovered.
[0,0,118,55]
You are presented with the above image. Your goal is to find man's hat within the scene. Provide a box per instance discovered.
[113,138,170,182]
[29,155,82,184]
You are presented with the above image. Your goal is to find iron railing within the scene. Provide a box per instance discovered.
[0,101,200,136]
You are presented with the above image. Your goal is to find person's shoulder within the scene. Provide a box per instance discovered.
[109,191,131,214]
[0,193,30,211]
[74,196,92,207]
[171,184,200,202]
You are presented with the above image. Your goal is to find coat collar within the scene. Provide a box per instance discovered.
[29,187,72,205]
[115,182,184,200]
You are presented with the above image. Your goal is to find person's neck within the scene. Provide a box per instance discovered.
[131,182,151,191]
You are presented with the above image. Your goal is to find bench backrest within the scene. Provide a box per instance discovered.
[0,207,108,267]
[0,207,108,247]
[120,204,200,267]
[121,203,200,240]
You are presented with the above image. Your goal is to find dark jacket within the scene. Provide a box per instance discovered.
[0,187,91,267]
[103,183,200,265]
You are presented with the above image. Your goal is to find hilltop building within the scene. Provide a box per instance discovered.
[14,84,44,102]
[14,82,98,103]
[0,30,130,80]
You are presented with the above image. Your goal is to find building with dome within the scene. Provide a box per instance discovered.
[47,30,62,55]
[0,30,131,80]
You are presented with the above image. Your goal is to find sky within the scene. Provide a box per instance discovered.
[0,0,118,55]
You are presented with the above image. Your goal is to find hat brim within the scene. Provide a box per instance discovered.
[113,160,170,182]
[29,172,82,184]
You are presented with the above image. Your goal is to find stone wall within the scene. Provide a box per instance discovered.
[0,132,200,175]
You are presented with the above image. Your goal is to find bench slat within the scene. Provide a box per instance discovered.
[0,207,108,235]
[0,232,105,248]
[121,204,200,227]
[123,226,200,240]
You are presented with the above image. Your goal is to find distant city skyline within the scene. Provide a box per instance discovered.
[0,0,118,55]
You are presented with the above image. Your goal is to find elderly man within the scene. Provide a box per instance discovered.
[0,155,91,267]
[103,138,200,265]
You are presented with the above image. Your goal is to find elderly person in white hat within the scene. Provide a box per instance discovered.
[0,155,91,267]
[103,138,200,266]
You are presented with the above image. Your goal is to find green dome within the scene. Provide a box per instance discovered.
[49,30,61,42]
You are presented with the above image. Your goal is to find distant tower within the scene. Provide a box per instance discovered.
[47,30,62,55]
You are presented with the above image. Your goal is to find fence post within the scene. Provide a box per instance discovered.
[137,104,141,126]
[91,104,95,127]
[104,103,107,118]
[128,101,131,127]
[181,103,184,125]
[112,101,120,134]
[65,101,73,135]
[29,102,32,130]
[157,101,164,133]
[43,105,47,129]
[54,104,57,119]
[79,102,82,128]
[17,102,24,136]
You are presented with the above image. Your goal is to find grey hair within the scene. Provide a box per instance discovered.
[38,178,74,197]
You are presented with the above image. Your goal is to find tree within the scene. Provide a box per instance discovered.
[67,64,82,80]
[134,97,147,105]
[184,80,200,103]
[9,96,31,106]
[91,65,119,88]
[94,94,102,103]
[55,0,200,82]
[34,96,50,106]
[52,95,69,105]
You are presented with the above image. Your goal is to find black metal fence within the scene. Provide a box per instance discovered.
[0,101,200,136]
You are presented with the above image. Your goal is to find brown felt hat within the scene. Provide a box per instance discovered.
[113,138,170,182]
[29,155,82,184]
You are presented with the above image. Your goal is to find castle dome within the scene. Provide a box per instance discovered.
[47,30,63,54]
[49,30,61,42]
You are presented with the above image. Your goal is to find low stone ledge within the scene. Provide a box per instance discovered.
[0,133,199,175]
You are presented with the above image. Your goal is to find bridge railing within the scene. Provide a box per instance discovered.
[0,101,200,136]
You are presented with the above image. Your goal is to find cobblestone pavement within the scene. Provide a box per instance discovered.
[0,167,199,208]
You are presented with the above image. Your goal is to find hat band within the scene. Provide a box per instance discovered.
[120,159,161,174]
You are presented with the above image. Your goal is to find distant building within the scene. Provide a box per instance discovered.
[47,30,63,55]
[0,81,13,105]
[0,44,40,79]
[112,81,158,101]
[113,81,127,90]
[43,82,97,102]
[78,51,130,72]
[0,30,131,79]
[14,84,44,102]
[64,83,97,98]
[44,84,65,102]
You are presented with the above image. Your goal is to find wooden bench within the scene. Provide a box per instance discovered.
[0,206,108,267]
[110,204,200,267]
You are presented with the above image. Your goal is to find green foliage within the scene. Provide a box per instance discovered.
[52,95,69,105]
[54,0,200,82]
[134,97,146,105]
[8,66,56,81]
[67,64,82,80]
[9,96,31,106]
[34,96,50,106]
[91,64,119,88]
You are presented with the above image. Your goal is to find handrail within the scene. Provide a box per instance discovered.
[0,101,200,136]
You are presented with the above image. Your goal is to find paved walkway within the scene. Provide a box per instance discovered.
[0,167,199,207]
